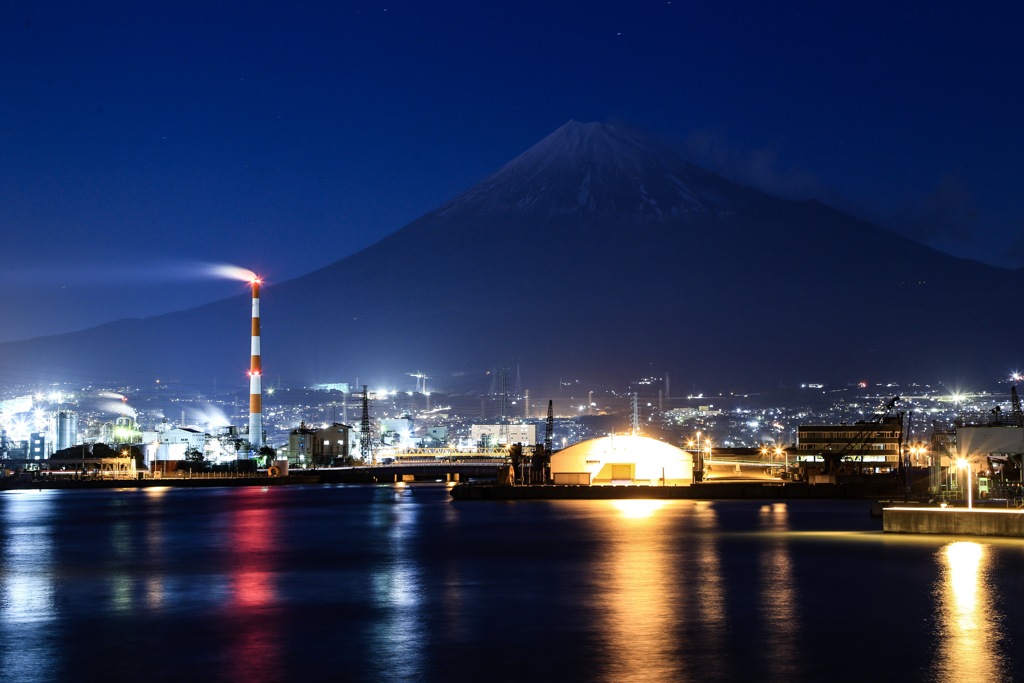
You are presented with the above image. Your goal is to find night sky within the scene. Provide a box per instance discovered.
[2,1,1022,342]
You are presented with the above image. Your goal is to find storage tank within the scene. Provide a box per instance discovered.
[56,410,78,451]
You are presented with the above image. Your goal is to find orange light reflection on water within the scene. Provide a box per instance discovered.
[599,499,682,683]
[691,502,727,671]
[758,503,799,679]
[594,500,729,683]
[610,499,668,519]
[932,541,1007,683]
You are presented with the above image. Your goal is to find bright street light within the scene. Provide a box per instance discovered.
[957,457,973,509]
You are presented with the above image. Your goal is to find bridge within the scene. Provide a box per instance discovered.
[317,460,508,484]
[317,448,512,483]
[702,455,790,482]
[8,456,138,480]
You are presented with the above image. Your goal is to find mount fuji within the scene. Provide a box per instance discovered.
[3,121,1021,393]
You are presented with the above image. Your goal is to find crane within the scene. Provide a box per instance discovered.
[407,372,429,394]
[818,396,900,475]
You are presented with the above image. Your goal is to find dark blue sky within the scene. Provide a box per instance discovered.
[2,1,1022,342]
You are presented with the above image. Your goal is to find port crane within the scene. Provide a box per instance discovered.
[817,396,901,475]
[407,372,429,394]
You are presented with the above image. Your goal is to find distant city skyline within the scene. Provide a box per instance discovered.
[2,1,1022,342]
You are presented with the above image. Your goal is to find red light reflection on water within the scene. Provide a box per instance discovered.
[222,491,282,682]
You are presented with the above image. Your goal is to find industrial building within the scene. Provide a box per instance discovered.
[151,427,207,461]
[471,424,537,446]
[285,421,351,467]
[56,410,78,451]
[550,434,693,485]
[796,416,902,471]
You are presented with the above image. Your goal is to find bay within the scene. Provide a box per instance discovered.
[1,484,1022,682]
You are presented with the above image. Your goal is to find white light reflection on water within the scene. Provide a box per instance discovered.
[143,490,167,611]
[370,486,425,681]
[108,518,134,613]
[931,541,1007,683]
[0,491,59,683]
[439,490,468,646]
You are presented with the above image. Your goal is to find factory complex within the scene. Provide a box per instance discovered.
[1,275,1023,506]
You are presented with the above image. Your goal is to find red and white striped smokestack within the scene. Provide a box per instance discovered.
[248,277,263,451]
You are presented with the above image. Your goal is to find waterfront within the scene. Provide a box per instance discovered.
[2,485,1024,682]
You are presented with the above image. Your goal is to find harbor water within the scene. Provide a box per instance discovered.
[2,484,1024,682]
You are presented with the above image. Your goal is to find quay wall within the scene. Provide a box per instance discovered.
[883,507,1024,537]
[451,481,901,501]
[0,475,322,490]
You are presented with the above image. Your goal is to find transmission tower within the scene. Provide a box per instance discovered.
[545,400,553,453]
[360,385,373,463]
[498,367,510,445]
[631,393,640,436]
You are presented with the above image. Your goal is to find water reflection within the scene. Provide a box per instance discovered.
[597,500,687,683]
[0,491,59,683]
[611,499,668,519]
[931,541,1007,683]
[690,502,728,678]
[108,518,134,613]
[223,489,282,682]
[370,486,425,681]
[758,504,798,680]
[144,513,166,611]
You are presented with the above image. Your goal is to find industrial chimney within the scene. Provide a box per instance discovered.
[248,277,263,452]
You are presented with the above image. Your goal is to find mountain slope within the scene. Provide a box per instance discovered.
[2,121,1020,393]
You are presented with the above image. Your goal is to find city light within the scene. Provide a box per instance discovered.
[908,443,928,466]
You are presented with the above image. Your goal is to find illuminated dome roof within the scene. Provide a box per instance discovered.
[551,434,692,486]
[557,434,686,461]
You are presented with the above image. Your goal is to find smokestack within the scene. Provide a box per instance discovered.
[248,277,263,452]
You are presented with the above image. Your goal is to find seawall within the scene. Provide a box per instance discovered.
[450,481,901,501]
[883,507,1024,537]
[0,475,322,490]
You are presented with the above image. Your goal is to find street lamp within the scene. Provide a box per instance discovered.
[774,445,788,479]
[957,457,973,509]
[687,431,705,482]
[907,442,927,466]
[697,431,703,480]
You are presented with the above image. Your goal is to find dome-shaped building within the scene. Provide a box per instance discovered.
[550,434,693,486]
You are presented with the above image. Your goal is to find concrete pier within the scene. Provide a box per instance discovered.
[883,506,1024,537]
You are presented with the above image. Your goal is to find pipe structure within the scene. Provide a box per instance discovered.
[248,277,263,452]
